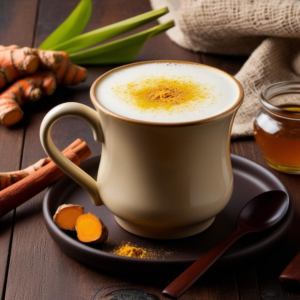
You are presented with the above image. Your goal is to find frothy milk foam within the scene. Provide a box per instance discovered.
[96,62,239,123]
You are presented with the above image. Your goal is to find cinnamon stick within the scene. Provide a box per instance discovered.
[0,138,86,191]
[0,139,91,218]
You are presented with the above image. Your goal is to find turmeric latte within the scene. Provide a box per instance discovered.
[95,62,240,123]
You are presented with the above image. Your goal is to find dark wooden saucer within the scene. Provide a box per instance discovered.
[43,155,293,274]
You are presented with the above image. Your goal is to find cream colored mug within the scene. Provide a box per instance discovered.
[40,61,243,239]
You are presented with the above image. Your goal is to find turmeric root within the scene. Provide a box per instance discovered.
[0,45,39,90]
[76,213,108,244]
[0,138,84,190]
[36,50,87,86]
[0,45,87,89]
[0,71,56,126]
[0,45,87,126]
[53,204,85,231]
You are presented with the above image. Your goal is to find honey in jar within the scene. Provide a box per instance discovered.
[253,82,300,174]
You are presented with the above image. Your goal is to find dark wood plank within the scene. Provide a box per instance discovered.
[0,0,39,297]
[201,54,247,76]
[3,1,239,300]
[235,265,260,300]
[0,0,39,47]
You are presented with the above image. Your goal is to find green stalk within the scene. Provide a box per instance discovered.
[51,7,169,54]
[69,20,175,65]
[39,0,92,50]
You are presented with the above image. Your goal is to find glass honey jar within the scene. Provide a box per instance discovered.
[253,81,300,174]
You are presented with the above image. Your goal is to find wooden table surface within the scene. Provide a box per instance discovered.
[0,1,300,299]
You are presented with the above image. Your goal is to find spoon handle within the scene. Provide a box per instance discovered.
[279,251,300,291]
[163,229,246,299]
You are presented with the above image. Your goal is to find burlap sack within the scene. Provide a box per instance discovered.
[150,0,300,138]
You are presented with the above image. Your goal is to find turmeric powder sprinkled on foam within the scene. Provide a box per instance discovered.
[112,75,214,112]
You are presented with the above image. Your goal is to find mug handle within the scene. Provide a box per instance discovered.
[40,102,103,206]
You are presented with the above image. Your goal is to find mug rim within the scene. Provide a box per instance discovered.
[90,60,244,126]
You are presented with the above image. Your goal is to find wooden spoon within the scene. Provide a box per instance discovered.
[279,252,300,292]
[163,190,289,299]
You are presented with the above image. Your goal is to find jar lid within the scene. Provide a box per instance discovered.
[260,81,300,120]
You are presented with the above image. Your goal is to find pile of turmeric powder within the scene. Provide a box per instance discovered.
[107,242,173,259]
[112,243,147,258]
[113,75,213,112]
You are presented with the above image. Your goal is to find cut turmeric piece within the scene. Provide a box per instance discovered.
[76,213,108,244]
[53,204,84,231]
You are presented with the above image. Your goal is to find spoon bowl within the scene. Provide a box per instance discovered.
[238,190,289,232]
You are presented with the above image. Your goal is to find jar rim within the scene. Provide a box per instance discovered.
[259,81,300,120]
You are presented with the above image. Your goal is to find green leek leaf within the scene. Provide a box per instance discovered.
[69,20,175,65]
[39,0,92,50]
[51,7,169,54]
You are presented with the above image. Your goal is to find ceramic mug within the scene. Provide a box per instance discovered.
[40,61,243,239]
